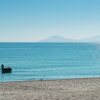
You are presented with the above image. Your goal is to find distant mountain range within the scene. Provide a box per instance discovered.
[40,35,76,42]
[80,36,100,43]
[40,35,100,43]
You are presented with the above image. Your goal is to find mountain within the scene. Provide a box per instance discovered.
[40,35,75,42]
[80,36,100,43]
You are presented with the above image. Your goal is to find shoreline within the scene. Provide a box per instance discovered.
[1,76,100,83]
[1,77,100,100]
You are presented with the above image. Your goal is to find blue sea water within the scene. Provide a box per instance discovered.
[0,42,100,82]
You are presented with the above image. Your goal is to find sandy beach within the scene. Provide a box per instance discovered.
[0,78,100,100]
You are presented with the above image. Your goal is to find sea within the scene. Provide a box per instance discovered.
[0,42,100,82]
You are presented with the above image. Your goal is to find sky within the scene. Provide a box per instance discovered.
[0,0,100,42]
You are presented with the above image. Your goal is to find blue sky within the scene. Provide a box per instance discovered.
[0,0,100,42]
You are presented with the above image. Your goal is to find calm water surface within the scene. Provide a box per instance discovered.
[0,42,100,82]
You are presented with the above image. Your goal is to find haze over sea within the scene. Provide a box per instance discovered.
[0,42,100,82]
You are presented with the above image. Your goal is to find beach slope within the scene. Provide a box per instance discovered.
[0,78,100,100]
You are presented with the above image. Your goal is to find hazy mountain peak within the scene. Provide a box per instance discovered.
[40,35,75,42]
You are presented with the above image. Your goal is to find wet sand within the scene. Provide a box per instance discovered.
[0,78,100,100]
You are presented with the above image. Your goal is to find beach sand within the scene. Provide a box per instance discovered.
[0,78,100,100]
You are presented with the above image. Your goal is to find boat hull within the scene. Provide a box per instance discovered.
[2,68,12,73]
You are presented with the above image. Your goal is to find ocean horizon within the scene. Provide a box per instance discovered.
[0,42,100,82]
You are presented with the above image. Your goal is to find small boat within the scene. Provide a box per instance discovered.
[1,64,12,73]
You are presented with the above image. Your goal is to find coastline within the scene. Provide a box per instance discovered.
[0,78,100,100]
